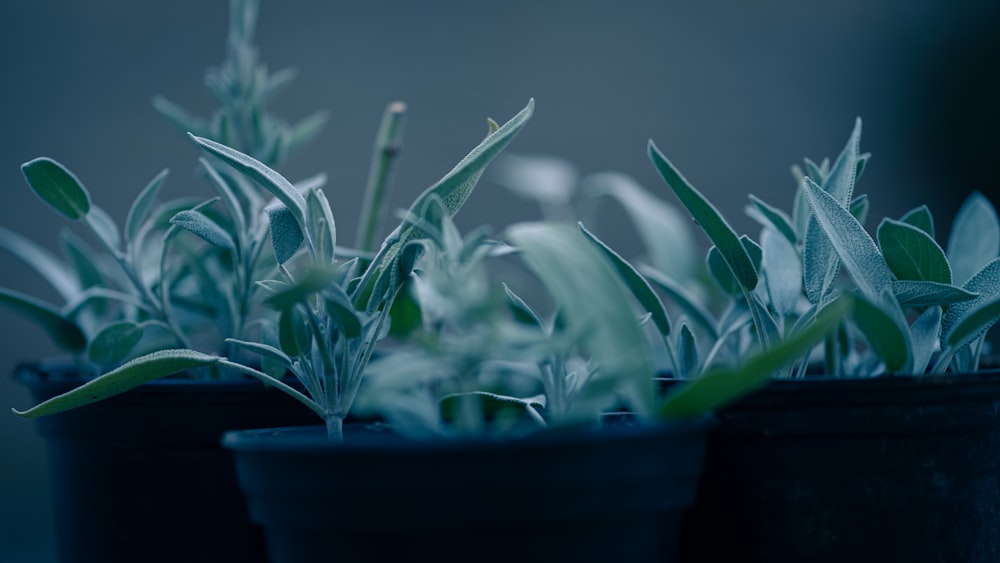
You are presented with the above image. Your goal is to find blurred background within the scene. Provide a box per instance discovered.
[1,0,997,560]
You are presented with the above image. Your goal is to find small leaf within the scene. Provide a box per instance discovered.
[823,117,862,204]
[88,321,144,365]
[900,205,935,238]
[910,306,941,375]
[268,205,304,264]
[85,206,122,253]
[60,231,105,290]
[503,283,544,330]
[649,141,758,291]
[676,323,699,379]
[942,257,1000,338]
[892,280,978,308]
[762,228,802,318]
[199,158,247,242]
[850,194,870,225]
[307,189,337,265]
[802,178,893,301]
[125,169,169,246]
[13,350,222,417]
[748,194,798,246]
[852,289,912,374]
[21,157,91,220]
[0,288,86,352]
[152,96,210,137]
[877,218,950,284]
[0,226,79,301]
[278,306,310,358]
[323,285,363,339]
[225,338,294,372]
[264,265,337,310]
[947,192,1000,286]
[170,209,235,250]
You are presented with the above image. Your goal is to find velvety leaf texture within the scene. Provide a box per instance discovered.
[268,205,304,264]
[170,209,235,250]
[877,218,951,284]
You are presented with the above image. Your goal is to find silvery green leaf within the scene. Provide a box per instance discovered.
[267,205,303,264]
[0,288,86,352]
[748,194,797,245]
[676,323,698,379]
[13,350,222,417]
[151,96,211,137]
[125,169,169,247]
[802,178,893,301]
[900,205,935,238]
[649,141,758,291]
[707,237,762,296]
[60,231,104,290]
[947,192,1000,286]
[503,283,544,329]
[850,194,869,225]
[661,295,851,418]
[851,289,911,374]
[792,181,811,239]
[0,226,79,301]
[507,222,655,415]
[910,306,941,375]
[942,257,1000,343]
[585,172,695,278]
[199,158,247,241]
[88,321,144,365]
[803,158,825,184]
[877,218,950,284]
[762,228,802,318]
[21,157,92,220]
[641,265,719,339]
[190,134,308,226]
[263,265,337,310]
[823,117,862,204]
[306,189,336,265]
[892,280,978,308]
[258,67,297,103]
[256,279,291,296]
[580,223,671,338]
[803,206,840,304]
[85,205,122,253]
[170,209,235,250]
[225,338,294,371]
[323,285,362,339]
[946,296,1000,352]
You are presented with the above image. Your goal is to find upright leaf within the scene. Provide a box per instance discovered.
[125,169,170,246]
[910,306,941,375]
[21,157,92,220]
[942,257,1000,342]
[900,205,934,238]
[852,289,912,374]
[877,218,950,284]
[947,192,1000,286]
[761,228,802,318]
[268,205,304,264]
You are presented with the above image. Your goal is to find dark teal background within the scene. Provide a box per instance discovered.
[1,1,997,560]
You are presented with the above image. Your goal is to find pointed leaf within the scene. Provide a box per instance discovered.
[503,283,544,330]
[676,323,699,379]
[942,257,1000,339]
[225,338,294,372]
[88,321,144,365]
[13,350,221,417]
[263,265,337,310]
[278,306,310,358]
[268,205,304,264]
[641,265,719,339]
[748,194,798,246]
[762,228,802,318]
[877,218,950,284]
[649,140,758,291]
[947,192,1000,286]
[170,209,235,250]
[323,285,363,339]
[0,288,86,352]
[125,169,169,246]
[893,280,978,308]
[946,296,1000,351]
[21,157,91,220]
[900,205,935,238]
[823,117,862,204]
[910,306,941,375]
[85,206,122,253]
[307,189,336,265]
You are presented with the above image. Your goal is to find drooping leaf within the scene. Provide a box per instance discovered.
[802,178,893,301]
[0,226,79,301]
[851,289,912,374]
[900,205,935,238]
[947,192,1000,286]
[267,205,304,264]
[579,223,671,338]
[649,141,758,291]
[125,169,169,246]
[88,321,144,365]
[877,218,950,284]
[0,288,86,352]
[170,209,236,250]
[12,350,222,417]
[892,280,978,308]
[660,295,850,418]
[910,306,941,375]
[21,157,92,220]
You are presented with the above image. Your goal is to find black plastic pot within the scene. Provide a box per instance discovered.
[677,371,1000,563]
[223,419,708,563]
[16,360,318,563]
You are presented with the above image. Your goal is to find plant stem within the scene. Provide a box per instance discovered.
[325,414,344,443]
[355,102,407,253]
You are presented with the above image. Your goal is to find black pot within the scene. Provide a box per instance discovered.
[223,419,708,563]
[677,370,1000,563]
[16,360,318,563]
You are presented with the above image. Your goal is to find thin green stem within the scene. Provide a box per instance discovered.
[356,102,407,253]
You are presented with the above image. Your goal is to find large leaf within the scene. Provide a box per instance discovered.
[660,295,850,418]
[21,157,92,220]
[877,218,950,284]
[0,226,79,301]
[13,350,221,417]
[947,192,1000,286]
[0,288,86,352]
[648,141,758,291]
[802,178,893,301]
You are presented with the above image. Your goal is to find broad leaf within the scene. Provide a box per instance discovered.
[877,218,950,284]
[323,285,363,339]
[13,350,222,417]
[649,140,758,291]
[947,192,1000,286]
[88,321,144,365]
[0,288,86,352]
[21,157,91,220]
[268,205,304,264]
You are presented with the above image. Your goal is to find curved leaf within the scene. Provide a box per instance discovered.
[947,192,1000,286]
[268,205,304,264]
[85,205,122,253]
[0,288,86,352]
[0,226,79,300]
[900,205,934,238]
[852,289,911,374]
[748,194,798,246]
[13,350,222,417]
[910,306,941,375]
[892,280,977,308]
[263,265,337,310]
[946,296,1000,351]
[877,218,950,284]
[942,257,1000,339]
[641,265,719,340]
[170,209,235,250]
[21,157,92,220]
[762,228,802,318]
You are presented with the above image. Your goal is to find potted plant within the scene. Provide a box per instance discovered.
[616,119,1000,562]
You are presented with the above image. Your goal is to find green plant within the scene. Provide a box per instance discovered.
[637,118,1000,378]
[14,100,537,443]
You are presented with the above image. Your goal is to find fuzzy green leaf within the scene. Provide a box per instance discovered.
[803,178,893,301]
[892,280,978,308]
[278,306,310,358]
[88,321,144,365]
[21,157,91,220]
[0,226,79,301]
[947,192,1000,286]
[125,169,169,246]
[307,189,337,265]
[60,231,105,291]
[660,295,850,418]
[199,158,248,242]
[762,228,802,318]
[824,117,862,204]
[580,223,671,338]
[946,296,1000,352]
[877,218,950,284]
[900,205,935,238]
[267,205,303,264]
[263,265,337,310]
[324,285,363,339]
[649,141,758,291]
[13,350,221,417]
[170,209,235,250]
[852,289,911,374]
[225,338,294,371]
[850,194,870,226]
[942,257,1000,343]
[0,288,86,352]
[503,283,544,330]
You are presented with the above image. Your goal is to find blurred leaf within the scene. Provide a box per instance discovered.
[0,288,86,352]
[323,284,362,339]
[0,226,79,301]
[60,231,105,290]
[943,257,1000,343]
[13,350,222,417]
[503,283,544,330]
[278,306,310,358]
[877,218,950,284]
[125,169,169,246]
[21,157,91,220]
[307,189,336,265]
[852,289,911,374]
[947,192,1000,286]
[762,228,801,318]
[226,337,294,371]
[910,306,941,375]
[263,265,337,310]
[170,209,236,250]
[284,110,330,157]
[946,296,1000,352]
[85,206,122,253]
[88,321,144,365]
[493,153,578,208]
[676,323,698,379]
[641,265,719,339]
[152,96,211,137]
